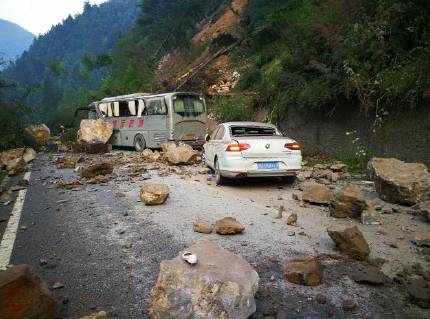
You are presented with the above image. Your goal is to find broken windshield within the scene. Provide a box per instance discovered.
[230,126,279,137]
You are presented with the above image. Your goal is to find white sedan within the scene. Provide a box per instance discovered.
[204,122,302,185]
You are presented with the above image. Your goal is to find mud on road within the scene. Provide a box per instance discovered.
[2,152,429,318]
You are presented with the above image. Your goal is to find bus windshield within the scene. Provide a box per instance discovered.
[173,95,205,117]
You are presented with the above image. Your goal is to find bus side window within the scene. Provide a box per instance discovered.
[118,101,131,117]
[146,99,167,115]
[107,103,113,117]
[137,99,145,117]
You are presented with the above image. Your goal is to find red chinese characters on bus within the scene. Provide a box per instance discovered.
[112,120,117,128]
[128,119,134,128]
[138,118,144,128]
[120,119,126,128]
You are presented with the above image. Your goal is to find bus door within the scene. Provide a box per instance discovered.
[143,97,168,148]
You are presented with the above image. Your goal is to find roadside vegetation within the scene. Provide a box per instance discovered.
[1,0,429,161]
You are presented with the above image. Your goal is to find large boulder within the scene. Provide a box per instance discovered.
[162,143,201,165]
[24,124,51,145]
[149,242,259,319]
[0,265,59,319]
[0,148,30,176]
[140,184,169,205]
[80,162,114,178]
[78,119,113,144]
[214,217,245,235]
[368,158,430,205]
[302,184,334,205]
[283,256,322,286]
[327,225,370,260]
[329,185,371,218]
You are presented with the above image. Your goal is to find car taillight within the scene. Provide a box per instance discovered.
[226,143,250,152]
[285,142,300,150]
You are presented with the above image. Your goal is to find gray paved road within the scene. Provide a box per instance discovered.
[2,154,427,319]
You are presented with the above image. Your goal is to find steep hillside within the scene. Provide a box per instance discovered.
[0,19,34,63]
[3,0,140,126]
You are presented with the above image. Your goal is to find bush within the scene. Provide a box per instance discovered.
[207,95,253,122]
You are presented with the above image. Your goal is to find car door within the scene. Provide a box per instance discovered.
[211,125,226,161]
[204,126,217,167]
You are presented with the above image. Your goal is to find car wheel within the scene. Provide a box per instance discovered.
[214,158,226,185]
[134,134,146,152]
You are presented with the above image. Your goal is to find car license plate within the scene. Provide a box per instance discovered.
[257,162,279,170]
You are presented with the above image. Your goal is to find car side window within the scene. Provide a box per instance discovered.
[210,127,220,140]
[214,126,225,140]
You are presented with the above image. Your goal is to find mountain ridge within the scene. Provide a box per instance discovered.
[0,19,35,64]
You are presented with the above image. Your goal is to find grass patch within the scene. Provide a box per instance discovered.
[303,154,368,174]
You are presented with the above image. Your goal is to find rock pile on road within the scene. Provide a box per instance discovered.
[24,123,51,146]
[149,242,259,319]
[298,162,350,183]
[80,162,114,178]
[0,147,36,175]
[0,265,59,319]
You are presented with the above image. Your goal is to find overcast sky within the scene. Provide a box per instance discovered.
[0,0,107,35]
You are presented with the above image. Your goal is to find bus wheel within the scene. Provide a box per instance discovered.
[134,134,146,152]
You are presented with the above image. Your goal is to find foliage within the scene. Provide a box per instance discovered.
[238,0,430,122]
[207,95,253,122]
[0,66,31,150]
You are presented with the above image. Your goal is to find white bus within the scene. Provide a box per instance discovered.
[81,92,208,151]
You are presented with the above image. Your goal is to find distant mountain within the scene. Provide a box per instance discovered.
[3,0,140,125]
[0,19,34,63]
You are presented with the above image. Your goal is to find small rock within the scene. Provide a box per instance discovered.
[327,225,370,260]
[407,278,430,308]
[342,299,357,311]
[329,185,370,218]
[287,213,297,226]
[274,206,284,219]
[283,256,322,286]
[39,259,48,266]
[411,234,430,248]
[287,231,295,236]
[214,217,245,235]
[351,264,388,285]
[302,184,334,205]
[140,184,169,205]
[51,281,64,289]
[80,162,114,178]
[193,219,213,234]
[115,192,125,198]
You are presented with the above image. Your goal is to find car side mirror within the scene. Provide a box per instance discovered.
[205,134,210,142]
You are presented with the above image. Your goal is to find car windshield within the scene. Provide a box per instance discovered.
[173,95,205,117]
[230,126,279,137]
